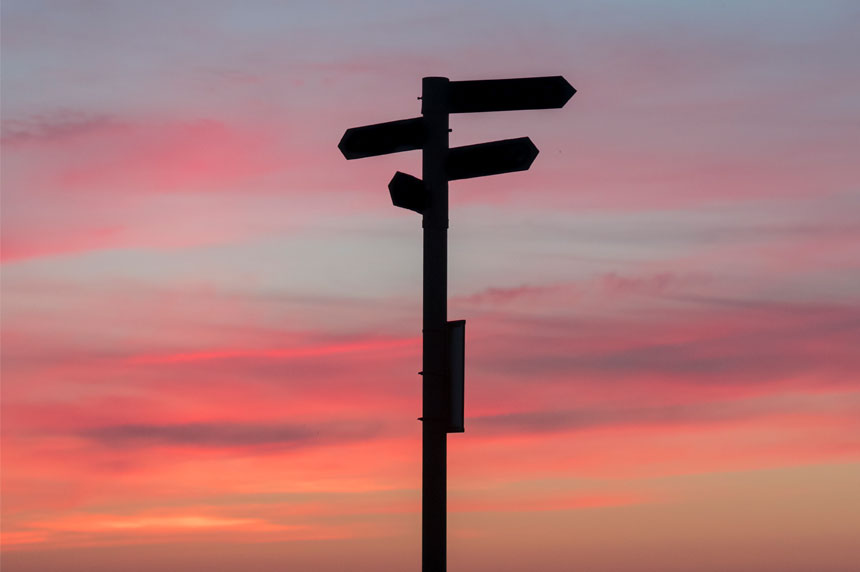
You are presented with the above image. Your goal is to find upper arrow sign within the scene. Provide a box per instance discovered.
[447,76,575,114]
[447,137,539,181]
[338,117,425,160]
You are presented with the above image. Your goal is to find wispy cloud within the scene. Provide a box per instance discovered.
[1,111,121,147]
[78,420,384,450]
[127,336,419,364]
[471,393,860,435]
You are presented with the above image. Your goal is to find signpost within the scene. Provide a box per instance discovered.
[339,75,575,572]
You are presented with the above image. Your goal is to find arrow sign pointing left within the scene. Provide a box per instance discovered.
[338,117,425,160]
[446,137,539,181]
[389,171,428,213]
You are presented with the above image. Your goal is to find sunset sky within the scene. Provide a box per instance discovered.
[2,1,859,571]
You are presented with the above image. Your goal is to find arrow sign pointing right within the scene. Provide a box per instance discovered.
[447,76,575,114]
[446,137,539,181]
[338,117,425,160]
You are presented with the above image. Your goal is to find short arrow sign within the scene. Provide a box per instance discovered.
[388,171,428,213]
[338,117,425,160]
[447,76,575,114]
[446,137,539,181]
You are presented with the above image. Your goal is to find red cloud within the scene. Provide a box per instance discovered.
[0,111,297,262]
[5,114,279,194]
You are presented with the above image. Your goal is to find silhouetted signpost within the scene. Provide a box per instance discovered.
[339,75,575,572]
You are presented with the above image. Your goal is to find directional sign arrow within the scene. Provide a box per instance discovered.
[388,171,428,213]
[447,76,575,114]
[446,137,539,181]
[338,117,425,160]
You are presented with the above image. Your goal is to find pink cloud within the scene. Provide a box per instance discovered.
[453,272,714,312]
[451,411,859,482]
[127,335,419,365]
[455,283,569,306]
[3,113,280,195]
[599,271,712,296]
[0,109,329,262]
[451,491,652,513]
[0,226,126,262]
[3,272,857,553]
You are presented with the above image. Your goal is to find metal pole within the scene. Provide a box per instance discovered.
[421,76,449,572]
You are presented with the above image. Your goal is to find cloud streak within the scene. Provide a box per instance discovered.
[78,421,384,450]
[471,393,860,435]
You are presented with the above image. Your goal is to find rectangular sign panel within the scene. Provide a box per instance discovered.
[447,76,575,114]
[338,117,425,160]
[446,137,538,181]
[447,320,465,433]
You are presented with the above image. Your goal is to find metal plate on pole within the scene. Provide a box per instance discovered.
[446,137,538,181]
[447,76,575,114]
[447,320,465,434]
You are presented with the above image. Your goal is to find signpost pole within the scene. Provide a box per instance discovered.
[421,76,449,572]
